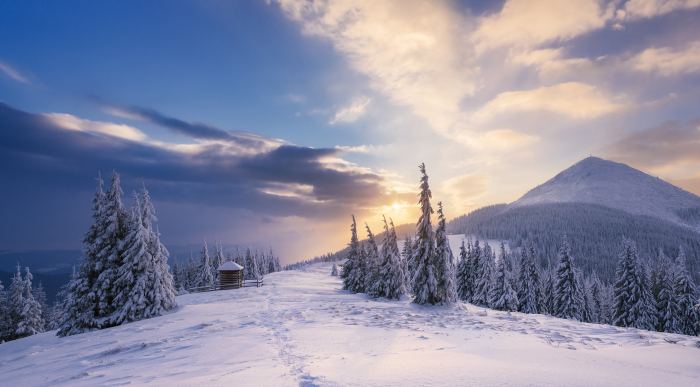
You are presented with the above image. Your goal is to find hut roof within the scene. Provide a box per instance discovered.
[218,261,244,271]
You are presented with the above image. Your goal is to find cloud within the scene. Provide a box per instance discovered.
[473,0,614,53]
[597,119,700,169]
[472,82,628,122]
[329,97,371,124]
[0,59,30,83]
[44,113,148,142]
[629,40,700,76]
[283,94,306,103]
[0,101,402,220]
[442,173,490,213]
[621,0,700,20]
[103,103,284,155]
[274,0,478,138]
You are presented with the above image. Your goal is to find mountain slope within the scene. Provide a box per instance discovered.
[2,263,699,386]
[510,157,700,228]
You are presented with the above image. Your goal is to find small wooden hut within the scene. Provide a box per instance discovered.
[218,261,244,289]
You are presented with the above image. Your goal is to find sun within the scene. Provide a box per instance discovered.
[392,202,400,210]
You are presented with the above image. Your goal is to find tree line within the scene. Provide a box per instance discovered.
[171,241,281,293]
[338,163,700,336]
[0,265,60,342]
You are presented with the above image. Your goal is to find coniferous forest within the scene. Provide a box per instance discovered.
[332,164,700,337]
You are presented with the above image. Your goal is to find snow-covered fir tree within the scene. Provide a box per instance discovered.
[490,242,518,311]
[411,165,454,305]
[402,235,414,287]
[374,217,408,299]
[473,241,494,307]
[410,163,438,304]
[95,170,129,321]
[331,264,338,276]
[655,250,679,333]
[187,252,197,290]
[574,268,590,322]
[541,261,555,315]
[433,203,457,303]
[58,173,107,336]
[213,240,226,281]
[14,266,44,338]
[517,244,539,314]
[674,248,699,336]
[244,247,260,280]
[588,272,605,324]
[613,238,657,330]
[456,239,471,302]
[554,235,577,319]
[31,281,48,328]
[196,240,215,287]
[0,279,11,341]
[111,193,152,325]
[364,224,381,297]
[341,215,365,293]
[145,225,177,318]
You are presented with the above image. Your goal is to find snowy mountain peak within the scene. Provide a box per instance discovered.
[509,156,700,226]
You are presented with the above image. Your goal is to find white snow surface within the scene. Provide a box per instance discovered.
[509,157,700,226]
[217,261,243,271]
[2,262,700,386]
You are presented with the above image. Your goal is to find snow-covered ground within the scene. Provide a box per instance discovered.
[2,262,699,386]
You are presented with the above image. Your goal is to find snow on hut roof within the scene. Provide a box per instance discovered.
[218,261,244,271]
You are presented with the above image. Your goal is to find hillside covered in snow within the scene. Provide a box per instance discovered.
[2,262,699,386]
[510,157,700,228]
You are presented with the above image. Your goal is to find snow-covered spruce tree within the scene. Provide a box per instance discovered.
[631,259,657,331]
[331,264,338,276]
[244,247,260,280]
[268,246,277,274]
[374,217,408,299]
[517,245,537,314]
[402,235,414,287]
[612,238,657,330]
[473,241,494,307]
[456,240,471,301]
[411,163,438,304]
[187,252,197,289]
[95,170,129,322]
[541,261,555,315]
[674,248,699,336]
[31,281,48,329]
[554,235,577,319]
[111,194,152,325]
[15,267,44,337]
[145,225,177,318]
[490,242,518,311]
[0,279,11,341]
[58,173,107,336]
[588,272,605,324]
[197,240,215,287]
[468,240,482,304]
[433,203,457,304]
[341,215,365,293]
[656,251,679,333]
[364,224,381,297]
[574,268,589,322]
[213,240,226,281]
[528,242,544,313]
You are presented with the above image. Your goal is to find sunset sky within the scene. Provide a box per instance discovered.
[2,0,700,263]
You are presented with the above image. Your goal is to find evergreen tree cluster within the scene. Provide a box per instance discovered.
[57,171,177,337]
[172,243,281,292]
[0,265,52,342]
[341,164,456,305]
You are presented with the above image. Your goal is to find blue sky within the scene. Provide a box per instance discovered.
[2,0,700,263]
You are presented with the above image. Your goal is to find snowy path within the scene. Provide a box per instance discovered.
[1,262,699,386]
